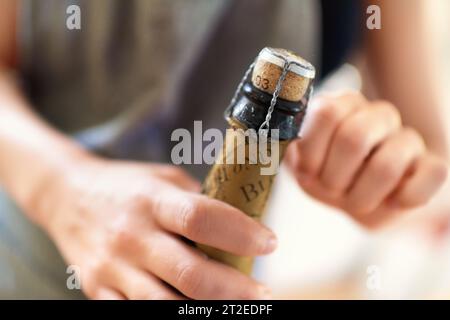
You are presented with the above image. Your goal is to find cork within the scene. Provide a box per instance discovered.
[251,47,315,102]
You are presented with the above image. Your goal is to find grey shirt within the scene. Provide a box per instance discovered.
[20,0,319,178]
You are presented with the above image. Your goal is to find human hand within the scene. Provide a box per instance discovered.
[37,157,276,299]
[286,92,448,227]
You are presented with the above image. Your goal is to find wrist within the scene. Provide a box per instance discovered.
[26,145,100,229]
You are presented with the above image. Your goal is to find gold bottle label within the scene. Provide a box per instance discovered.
[198,127,288,275]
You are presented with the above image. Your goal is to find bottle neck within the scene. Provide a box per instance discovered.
[225,82,311,140]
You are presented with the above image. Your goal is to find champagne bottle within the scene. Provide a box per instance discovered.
[198,47,315,275]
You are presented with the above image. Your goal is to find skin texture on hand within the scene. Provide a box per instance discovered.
[285,92,448,228]
[41,158,276,300]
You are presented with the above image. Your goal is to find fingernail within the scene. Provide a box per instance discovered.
[262,234,278,253]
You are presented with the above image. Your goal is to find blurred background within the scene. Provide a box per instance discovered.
[257,0,450,299]
[1,0,449,300]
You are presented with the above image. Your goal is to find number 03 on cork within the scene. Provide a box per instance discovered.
[198,47,316,275]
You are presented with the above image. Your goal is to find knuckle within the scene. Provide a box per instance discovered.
[339,90,365,103]
[175,263,202,297]
[109,218,138,251]
[375,100,401,124]
[91,258,110,277]
[374,99,395,111]
[402,127,424,143]
[344,202,372,217]
[401,127,425,147]
[314,102,341,126]
[83,258,117,299]
[356,216,384,230]
[336,124,369,154]
[343,193,373,216]
[401,126,420,139]
[82,275,100,299]
[128,192,150,212]
[179,198,207,239]
[85,259,111,292]
[371,157,399,182]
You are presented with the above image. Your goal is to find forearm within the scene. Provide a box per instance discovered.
[365,0,449,159]
[0,69,92,223]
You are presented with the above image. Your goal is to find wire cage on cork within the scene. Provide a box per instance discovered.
[225,47,316,140]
